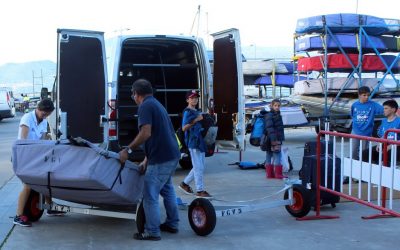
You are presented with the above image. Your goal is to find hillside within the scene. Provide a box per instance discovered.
[0,60,56,95]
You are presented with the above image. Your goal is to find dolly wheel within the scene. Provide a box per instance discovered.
[188,198,216,236]
[23,190,44,222]
[136,201,145,233]
[284,184,311,218]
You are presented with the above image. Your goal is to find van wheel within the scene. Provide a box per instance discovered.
[179,159,193,170]
[284,184,311,218]
[136,201,145,233]
[188,198,216,236]
[23,190,44,222]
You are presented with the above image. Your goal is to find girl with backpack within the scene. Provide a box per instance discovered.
[264,99,286,179]
[178,90,212,198]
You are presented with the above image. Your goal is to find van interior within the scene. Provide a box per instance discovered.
[116,38,206,147]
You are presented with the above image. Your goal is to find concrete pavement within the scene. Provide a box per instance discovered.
[1,127,399,249]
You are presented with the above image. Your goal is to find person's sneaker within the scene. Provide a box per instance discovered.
[178,182,194,195]
[13,215,32,227]
[160,223,178,234]
[133,232,161,241]
[46,210,67,217]
[196,191,212,198]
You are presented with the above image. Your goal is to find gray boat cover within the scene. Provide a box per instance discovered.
[12,138,144,206]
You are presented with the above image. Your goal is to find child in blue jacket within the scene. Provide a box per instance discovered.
[264,99,286,179]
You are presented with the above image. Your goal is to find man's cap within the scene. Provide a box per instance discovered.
[186,90,200,99]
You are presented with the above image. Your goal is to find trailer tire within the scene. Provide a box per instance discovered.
[136,201,145,233]
[284,184,311,218]
[188,198,216,236]
[23,190,44,222]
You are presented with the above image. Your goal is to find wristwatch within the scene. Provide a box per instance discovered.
[126,147,132,154]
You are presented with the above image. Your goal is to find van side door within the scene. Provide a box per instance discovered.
[211,29,245,151]
[54,29,108,143]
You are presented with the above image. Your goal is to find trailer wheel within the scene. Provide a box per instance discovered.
[188,198,216,236]
[23,190,44,222]
[136,201,145,233]
[284,184,311,218]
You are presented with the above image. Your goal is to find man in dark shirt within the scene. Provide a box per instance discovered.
[119,79,180,241]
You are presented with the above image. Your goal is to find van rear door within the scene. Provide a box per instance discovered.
[55,29,108,143]
[211,29,245,151]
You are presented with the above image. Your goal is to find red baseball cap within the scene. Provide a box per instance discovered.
[186,90,200,99]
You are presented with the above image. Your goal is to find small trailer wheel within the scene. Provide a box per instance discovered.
[136,201,145,233]
[188,198,216,236]
[23,190,44,222]
[284,184,311,218]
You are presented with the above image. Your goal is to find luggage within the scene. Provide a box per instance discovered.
[228,161,264,170]
[176,127,215,158]
[238,161,264,170]
[300,155,341,207]
[12,139,144,207]
[249,113,266,146]
[304,140,335,157]
[200,113,218,148]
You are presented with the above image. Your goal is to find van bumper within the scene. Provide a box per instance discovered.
[0,109,15,119]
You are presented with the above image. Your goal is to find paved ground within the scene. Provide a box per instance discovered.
[1,122,399,250]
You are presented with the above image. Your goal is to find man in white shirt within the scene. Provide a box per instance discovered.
[13,99,65,227]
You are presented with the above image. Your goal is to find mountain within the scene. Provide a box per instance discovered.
[0,46,292,95]
[0,60,56,95]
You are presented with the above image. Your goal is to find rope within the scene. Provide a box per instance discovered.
[210,185,291,203]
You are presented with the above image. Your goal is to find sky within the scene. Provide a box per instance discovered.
[0,0,399,66]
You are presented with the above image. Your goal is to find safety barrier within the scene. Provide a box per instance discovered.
[299,129,400,220]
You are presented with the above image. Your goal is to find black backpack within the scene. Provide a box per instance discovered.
[200,113,216,137]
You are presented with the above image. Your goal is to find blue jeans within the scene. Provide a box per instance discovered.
[350,132,369,160]
[184,148,206,192]
[143,158,179,237]
[265,151,281,165]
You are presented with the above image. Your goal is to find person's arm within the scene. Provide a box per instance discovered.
[119,124,151,163]
[19,125,29,139]
[138,156,148,174]
[182,110,202,132]
[182,114,202,132]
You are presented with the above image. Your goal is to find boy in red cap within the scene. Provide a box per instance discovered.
[178,90,212,198]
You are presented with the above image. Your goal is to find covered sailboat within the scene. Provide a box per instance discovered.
[12,138,144,207]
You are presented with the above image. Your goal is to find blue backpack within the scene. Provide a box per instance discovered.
[249,113,266,146]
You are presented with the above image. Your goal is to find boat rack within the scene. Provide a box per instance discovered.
[293,16,400,117]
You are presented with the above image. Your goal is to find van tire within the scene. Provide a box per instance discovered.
[179,159,193,170]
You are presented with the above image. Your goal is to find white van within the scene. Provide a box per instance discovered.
[49,28,245,166]
[0,87,15,121]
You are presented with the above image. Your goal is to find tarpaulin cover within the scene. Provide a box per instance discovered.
[293,77,397,95]
[12,139,144,206]
[254,75,307,88]
[295,14,400,35]
[297,54,399,73]
[295,33,399,53]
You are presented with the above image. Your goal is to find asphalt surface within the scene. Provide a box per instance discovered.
[0,116,399,249]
